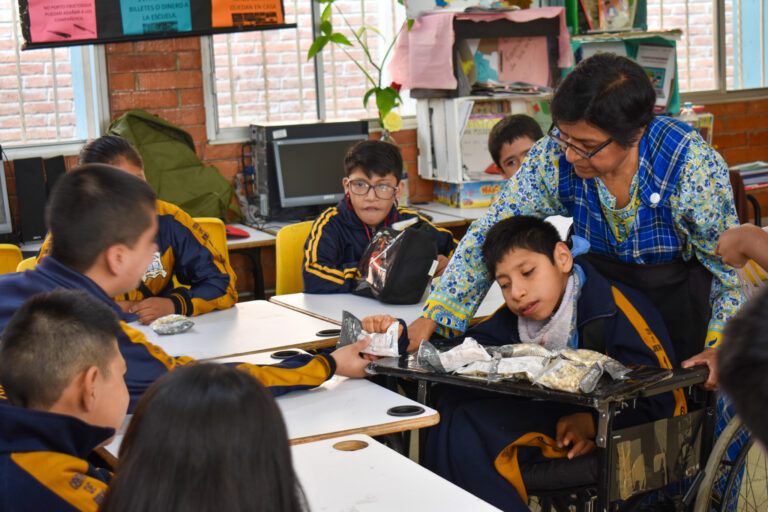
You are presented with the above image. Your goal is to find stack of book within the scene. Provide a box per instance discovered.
[732,161,768,190]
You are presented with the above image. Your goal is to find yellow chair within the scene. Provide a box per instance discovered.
[0,244,22,274]
[16,256,36,273]
[275,221,314,295]
[193,217,230,266]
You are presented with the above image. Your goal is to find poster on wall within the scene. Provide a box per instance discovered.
[18,0,288,49]
[28,0,97,43]
[211,0,284,28]
[119,0,192,36]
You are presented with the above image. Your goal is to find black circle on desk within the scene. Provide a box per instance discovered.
[386,405,424,417]
[315,328,341,337]
[271,350,300,360]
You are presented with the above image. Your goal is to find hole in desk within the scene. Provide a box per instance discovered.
[333,440,369,451]
[271,350,300,360]
[387,405,424,417]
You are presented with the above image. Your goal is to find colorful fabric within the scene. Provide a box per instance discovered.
[423,116,743,348]
[303,198,457,293]
[0,402,114,511]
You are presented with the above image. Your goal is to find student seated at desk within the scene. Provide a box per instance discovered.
[487,114,543,179]
[363,216,682,511]
[0,164,371,411]
[303,140,457,293]
[101,363,305,512]
[0,290,128,512]
[38,135,237,325]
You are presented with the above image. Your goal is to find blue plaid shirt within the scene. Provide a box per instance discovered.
[423,116,743,349]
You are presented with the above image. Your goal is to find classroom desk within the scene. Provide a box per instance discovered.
[270,282,506,326]
[414,201,489,220]
[128,300,340,360]
[292,434,501,511]
[226,222,276,299]
[99,351,440,466]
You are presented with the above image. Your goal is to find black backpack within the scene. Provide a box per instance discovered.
[353,220,438,304]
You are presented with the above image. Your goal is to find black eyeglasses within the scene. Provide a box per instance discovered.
[347,179,398,200]
[547,124,613,159]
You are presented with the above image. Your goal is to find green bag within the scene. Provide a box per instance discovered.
[108,109,239,220]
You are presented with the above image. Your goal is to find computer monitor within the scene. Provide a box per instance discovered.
[272,134,368,208]
[0,163,12,235]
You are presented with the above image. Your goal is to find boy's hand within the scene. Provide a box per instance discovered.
[556,412,596,459]
[434,255,450,277]
[407,317,436,352]
[130,297,176,324]
[330,337,372,378]
[361,314,401,336]
[115,300,137,314]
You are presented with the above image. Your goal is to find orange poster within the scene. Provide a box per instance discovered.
[211,0,284,28]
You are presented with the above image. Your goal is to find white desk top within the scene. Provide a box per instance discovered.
[101,352,439,462]
[128,300,340,360]
[226,223,276,249]
[270,282,506,326]
[220,351,439,443]
[292,435,501,511]
[414,201,489,220]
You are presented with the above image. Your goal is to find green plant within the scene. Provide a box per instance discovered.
[307,0,408,132]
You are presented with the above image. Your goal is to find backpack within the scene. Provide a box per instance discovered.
[353,219,439,304]
[108,109,238,220]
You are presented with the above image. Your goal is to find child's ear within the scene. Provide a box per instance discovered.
[80,366,101,413]
[103,244,125,277]
[395,180,405,199]
[553,241,573,273]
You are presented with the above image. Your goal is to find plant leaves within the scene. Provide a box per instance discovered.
[407,18,414,31]
[330,32,352,45]
[376,87,397,117]
[321,3,332,23]
[307,35,329,60]
[363,88,376,107]
[319,20,332,36]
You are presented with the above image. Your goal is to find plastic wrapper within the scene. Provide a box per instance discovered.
[417,337,491,372]
[150,314,194,335]
[337,310,400,357]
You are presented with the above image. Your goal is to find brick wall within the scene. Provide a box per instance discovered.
[706,99,768,165]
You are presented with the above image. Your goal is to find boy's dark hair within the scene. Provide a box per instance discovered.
[344,140,403,182]
[0,289,122,409]
[46,163,156,273]
[482,216,561,276]
[719,287,768,448]
[101,363,306,512]
[550,53,656,148]
[78,135,143,168]
[488,115,544,167]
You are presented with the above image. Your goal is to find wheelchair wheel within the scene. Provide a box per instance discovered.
[694,416,768,512]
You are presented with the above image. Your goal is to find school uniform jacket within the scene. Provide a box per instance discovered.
[0,402,113,512]
[424,257,684,511]
[303,198,457,293]
[38,200,237,317]
[0,257,337,411]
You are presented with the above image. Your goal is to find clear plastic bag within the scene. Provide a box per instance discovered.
[337,310,400,357]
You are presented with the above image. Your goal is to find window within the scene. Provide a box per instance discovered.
[647,0,767,93]
[0,2,108,156]
[204,0,413,140]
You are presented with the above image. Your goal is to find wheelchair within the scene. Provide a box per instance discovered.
[370,355,768,512]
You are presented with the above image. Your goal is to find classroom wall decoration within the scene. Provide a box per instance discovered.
[17,0,288,49]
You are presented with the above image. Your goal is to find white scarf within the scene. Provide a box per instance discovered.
[517,268,582,351]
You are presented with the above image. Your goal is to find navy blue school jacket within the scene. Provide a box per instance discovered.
[0,402,113,511]
[424,257,683,512]
[302,198,457,293]
[0,257,337,411]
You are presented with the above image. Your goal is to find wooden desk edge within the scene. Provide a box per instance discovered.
[269,297,342,325]
[227,239,275,249]
[288,412,440,445]
[200,338,339,361]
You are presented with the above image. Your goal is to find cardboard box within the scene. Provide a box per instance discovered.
[433,180,504,208]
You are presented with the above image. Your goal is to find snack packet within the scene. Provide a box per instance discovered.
[150,314,194,335]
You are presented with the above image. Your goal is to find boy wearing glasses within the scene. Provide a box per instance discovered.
[302,140,457,293]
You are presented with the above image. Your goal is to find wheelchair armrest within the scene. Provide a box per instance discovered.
[638,366,709,398]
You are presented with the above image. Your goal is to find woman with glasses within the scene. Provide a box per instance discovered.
[409,53,741,389]
[302,139,457,293]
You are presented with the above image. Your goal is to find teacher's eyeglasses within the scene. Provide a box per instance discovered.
[547,123,613,160]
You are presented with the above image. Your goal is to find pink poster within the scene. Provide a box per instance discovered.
[498,36,550,87]
[28,0,97,43]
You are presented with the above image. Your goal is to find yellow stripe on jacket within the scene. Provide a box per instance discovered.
[494,432,567,504]
[304,207,359,284]
[11,452,109,511]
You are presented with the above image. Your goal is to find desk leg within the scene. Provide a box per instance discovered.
[232,248,265,300]
[596,402,615,512]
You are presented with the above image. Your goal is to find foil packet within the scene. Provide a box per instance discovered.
[150,314,194,335]
[337,310,400,357]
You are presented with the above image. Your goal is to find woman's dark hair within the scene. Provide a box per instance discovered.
[78,135,143,168]
[100,364,307,512]
[550,53,656,147]
[482,216,561,276]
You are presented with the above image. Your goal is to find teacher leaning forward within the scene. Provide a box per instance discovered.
[409,53,743,390]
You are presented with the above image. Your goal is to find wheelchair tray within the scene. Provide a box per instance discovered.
[368,354,709,408]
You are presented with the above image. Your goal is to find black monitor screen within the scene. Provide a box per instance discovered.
[273,134,368,208]
[0,163,11,234]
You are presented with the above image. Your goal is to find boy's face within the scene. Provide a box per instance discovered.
[118,210,158,294]
[90,343,129,440]
[498,136,536,179]
[494,242,573,322]
[343,168,403,227]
